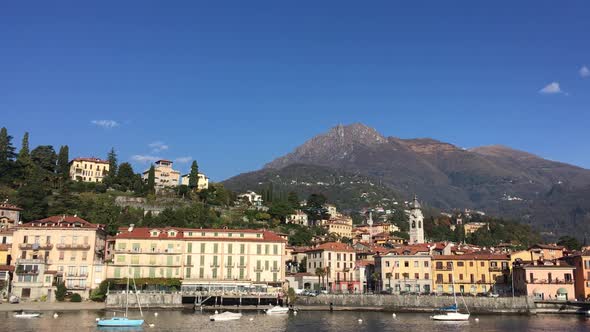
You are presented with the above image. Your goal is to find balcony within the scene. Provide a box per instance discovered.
[489,267,509,273]
[526,279,574,285]
[254,267,263,272]
[435,266,453,271]
[210,264,220,268]
[19,243,53,250]
[57,243,91,250]
[271,268,281,272]
[237,264,247,268]
[224,264,235,268]
[15,268,39,276]
[16,258,50,265]
[65,274,88,279]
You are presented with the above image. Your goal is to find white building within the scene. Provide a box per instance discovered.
[286,210,308,226]
[238,191,263,206]
[142,160,181,189]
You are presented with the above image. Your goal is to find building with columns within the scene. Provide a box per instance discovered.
[408,196,425,244]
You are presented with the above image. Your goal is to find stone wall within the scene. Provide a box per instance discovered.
[106,293,183,309]
[296,294,535,314]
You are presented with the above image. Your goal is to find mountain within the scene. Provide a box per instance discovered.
[224,123,590,238]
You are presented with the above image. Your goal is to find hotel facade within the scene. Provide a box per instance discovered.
[108,227,287,293]
[68,158,110,183]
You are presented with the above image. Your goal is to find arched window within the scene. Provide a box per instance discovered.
[418,221,421,228]
[411,221,415,228]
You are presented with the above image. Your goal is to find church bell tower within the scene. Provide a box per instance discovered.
[408,195,425,244]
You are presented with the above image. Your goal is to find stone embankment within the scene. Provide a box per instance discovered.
[296,294,535,314]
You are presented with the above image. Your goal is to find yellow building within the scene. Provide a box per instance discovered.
[180,172,209,191]
[432,254,511,295]
[69,157,110,183]
[11,216,107,301]
[375,251,432,294]
[109,227,287,291]
[325,222,353,239]
[306,242,359,293]
[142,160,181,189]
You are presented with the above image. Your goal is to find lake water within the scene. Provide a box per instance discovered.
[1,309,588,331]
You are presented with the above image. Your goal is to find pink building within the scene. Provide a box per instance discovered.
[513,259,575,301]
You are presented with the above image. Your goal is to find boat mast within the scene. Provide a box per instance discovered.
[132,276,144,317]
[125,262,130,318]
[451,261,458,312]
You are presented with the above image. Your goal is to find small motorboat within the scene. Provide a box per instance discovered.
[266,306,290,315]
[431,312,470,321]
[97,317,144,327]
[209,311,242,321]
[14,312,41,318]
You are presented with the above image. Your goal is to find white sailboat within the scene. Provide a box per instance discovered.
[431,262,470,321]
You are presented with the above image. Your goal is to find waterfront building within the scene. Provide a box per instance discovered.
[431,254,511,295]
[0,201,22,229]
[513,259,575,300]
[68,157,110,183]
[10,216,107,301]
[375,249,432,294]
[180,172,210,191]
[109,227,287,292]
[561,251,590,300]
[142,160,181,189]
[527,244,566,260]
[0,265,13,298]
[305,242,359,293]
[408,196,425,244]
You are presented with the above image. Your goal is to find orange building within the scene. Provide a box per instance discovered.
[562,251,590,300]
[513,259,575,301]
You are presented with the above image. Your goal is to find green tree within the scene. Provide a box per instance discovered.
[70,293,82,302]
[287,191,300,209]
[48,184,81,216]
[298,256,307,273]
[56,145,70,179]
[188,160,199,189]
[105,148,118,185]
[17,132,30,162]
[315,267,326,291]
[17,167,50,220]
[557,236,581,251]
[268,201,294,222]
[305,193,329,222]
[116,162,135,191]
[147,165,156,194]
[55,282,67,301]
[0,127,16,162]
[31,145,57,173]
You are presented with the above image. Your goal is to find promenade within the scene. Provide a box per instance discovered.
[0,301,105,312]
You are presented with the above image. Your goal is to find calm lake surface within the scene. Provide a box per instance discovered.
[1,309,589,331]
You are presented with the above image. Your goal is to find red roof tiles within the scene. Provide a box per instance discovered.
[19,215,105,230]
[306,242,355,253]
[114,227,286,243]
[71,157,109,164]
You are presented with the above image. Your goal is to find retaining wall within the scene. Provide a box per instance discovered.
[106,293,183,309]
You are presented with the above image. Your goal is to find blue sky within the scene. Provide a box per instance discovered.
[1,1,589,181]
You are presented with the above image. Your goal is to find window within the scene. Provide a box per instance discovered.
[273,245,278,255]
[424,273,429,280]
[436,274,443,282]
[415,273,419,280]
[117,255,125,263]
[459,274,464,280]
[386,261,390,268]
[187,243,192,253]
[117,243,126,250]
[256,245,261,254]
[82,252,87,261]
[404,261,409,267]
[457,261,464,267]
[59,252,65,261]
[424,261,429,267]
[480,262,485,267]
[228,244,233,254]
[200,243,206,253]
[414,261,419,267]
[240,244,245,254]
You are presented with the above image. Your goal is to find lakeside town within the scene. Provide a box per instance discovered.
[0,128,590,316]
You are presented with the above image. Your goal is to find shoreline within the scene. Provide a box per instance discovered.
[0,302,105,312]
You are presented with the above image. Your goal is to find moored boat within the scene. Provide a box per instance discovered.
[14,312,41,318]
[266,306,290,315]
[209,311,242,321]
[431,311,470,321]
[97,317,144,327]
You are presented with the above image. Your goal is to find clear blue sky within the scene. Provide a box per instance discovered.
[1,1,589,181]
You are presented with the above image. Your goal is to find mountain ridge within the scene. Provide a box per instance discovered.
[225,123,590,238]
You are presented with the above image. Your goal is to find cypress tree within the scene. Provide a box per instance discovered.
[56,145,69,178]
[106,147,117,184]
[147,165,156,194]
[0,127,16,162]
[17,132,30,161]
[188,160,199,189]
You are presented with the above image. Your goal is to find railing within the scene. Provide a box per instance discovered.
[210,264,220,268]
[435,266,453,271]
[114,248,178,254]
[19,243,53,250]
[15,269,39,275]
[271,268,281,272]
[57,243,91,250]
[526,279,574,284]
[65,274,88,279]
[16,258,50,265]
[254,268,263,272]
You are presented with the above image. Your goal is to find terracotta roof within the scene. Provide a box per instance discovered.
[306,242,355,253]
[115,227,286,243]
[155,159,173,163]
[529,244,565,250]
[19,215,105,230]
[71,157,109,164]
[355,260,375,267]
[0,202,22,211]
[433,253,510,261]
[0,265,14,272]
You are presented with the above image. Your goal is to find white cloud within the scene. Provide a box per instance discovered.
[148,141,169,153]
[539,82,562,94]
[91,120,119,128]
[175,156,192,163]
[131,155,160,163]
[580,66,590,78]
